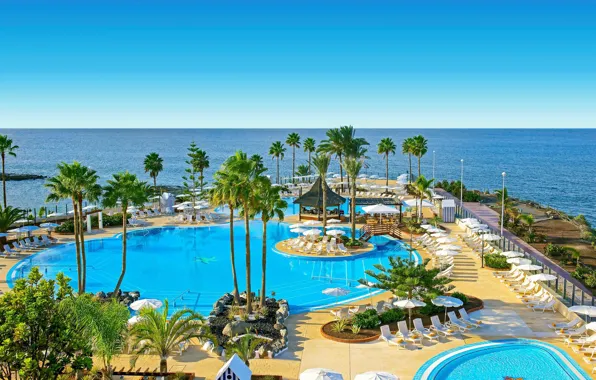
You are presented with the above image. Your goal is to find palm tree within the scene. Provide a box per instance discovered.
[402,137,414,183]
[319,126,368,192]
[0,135,19,208]
[412,175,434,221]
[312,153,331,234]
[131,300,210,372]
[143,152,164,190]
[295,164,309,178]
[286,133,301,183]
[318,128,344,188]
[268,141,285,184]
[225,151,267,314]
[303,137,316,175]
[411,135,428,178]
[254,178,287,308]
[194,149,210,193]
[209,169,242,304]
[0,205,24,245]
[377,138,396,188]
[520,214,535,234]
[342,157,362,243]
[225,333,265,367]
[250,154,265,171]
[102,172,150,296]
[45,162,100,293]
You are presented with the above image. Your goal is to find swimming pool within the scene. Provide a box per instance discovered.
[7,222,419,316]
[414,339,590,380]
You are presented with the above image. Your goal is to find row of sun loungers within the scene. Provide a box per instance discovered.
[493,267,557,312]
[2,235,57,257]
[546,317,596,372]
[355,191,395,198]
[283,237,349,255]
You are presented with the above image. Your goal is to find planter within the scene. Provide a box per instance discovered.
[320,322,380,343]
[252,376,283,380]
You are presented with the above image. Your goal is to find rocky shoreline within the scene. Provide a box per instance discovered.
[3,173,47,181]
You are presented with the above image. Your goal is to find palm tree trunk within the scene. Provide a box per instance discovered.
[308,152,312,176]
[153,176,157,190]
[351,178,356,241]
[276,157,280,184]
[418,156,421,178]
[292,146,295,183]
[229,206,240,304]
[322,178,327,235]
[338,154,343,193]
[1,154,6,208]
[244,210,252,314]
[78,196,87,293]
[200,169,204,192]
[113,205,128,296]
[159,357,167,372]
[408,154,412,183]
[260,221,267,308]
[72,200,83,294]
[385,153,389,188]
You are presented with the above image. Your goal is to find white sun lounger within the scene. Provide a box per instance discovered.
[457,309,482,327]
[430,315,458,338]
[550,317,582,331]
[379,325,405,348]
[330,307,349,320]
[531,299,556,313]
[447,311,474,331]
[397,320,421,346]
[565,333,596,347]
[413,318,439,343]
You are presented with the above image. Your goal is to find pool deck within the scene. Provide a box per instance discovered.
[1,216,594,379]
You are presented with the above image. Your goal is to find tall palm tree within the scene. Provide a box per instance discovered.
[342,157,362,243]
[295,164,310,178]
[377,138,396,188]
[194,149,210,193]
[225,333,265,367]
[319,126,368,192]
[143,152,164,190]
[225,151,266,314]
[130,300,210,372]
[402,137,415,183]
[0,135,19,208]
[411,135,428,178]
[102,172,150,296]
[411,175,434,221]
[318,128,344,187]
[303,137,316,175]
[268,141,285,184]
[312,153,331,234]
[254,178,287,308]
[45,162,100,293]
[250,154,265,171]
[209,169,242,304]
[286,133,301,183]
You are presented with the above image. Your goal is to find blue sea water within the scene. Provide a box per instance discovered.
[1,128,595,223]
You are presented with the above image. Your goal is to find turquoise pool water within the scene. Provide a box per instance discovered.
[414,339,590,380]
[7,222,418,316]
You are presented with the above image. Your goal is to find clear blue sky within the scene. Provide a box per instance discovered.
[1,0,595,128]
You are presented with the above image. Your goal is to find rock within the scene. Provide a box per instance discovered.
[95,291,106,299]
[222,321,252,337]
[280,328,287,338]
[129,291,140,299]
[274,323,284,330]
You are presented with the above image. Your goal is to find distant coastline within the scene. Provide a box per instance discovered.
[3,173,46,181]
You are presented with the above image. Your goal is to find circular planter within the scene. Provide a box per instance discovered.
[320,322,380,343]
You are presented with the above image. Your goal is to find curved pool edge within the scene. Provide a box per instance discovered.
[413,338,590,380]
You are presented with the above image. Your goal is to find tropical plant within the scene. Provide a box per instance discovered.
[402,137,415,183]
[194,149,210,193]
[451,292,469,304]
[350,324,361,335]
[130,300,210,372]
[0,135,19,208]
[102,172,150,295]
[303,137,316,175]
[209,169,242,304]
[225,332,265,367]
[225,151,267,314]
[268,141,285,184]
[295,164,310,178]
[342,157,362,243]
[331,318,349,333]
[0,268,92,379]
[379,308,405,324]
[0,205,24,244]
[286,133,300,183]
[182,142,204,205]
[352,309,380,329]
[410,135,428,178]
[143,152,164,190]
[250,154,265,171]
[377,137,396,187]
[520,214,535,234]
[45,162,101,294]
[312,153,331,234]
[360,257,453,300]
[409,175,434,221]
[429,215,442,227]
[254,178,287,308]
[63,295,129,379]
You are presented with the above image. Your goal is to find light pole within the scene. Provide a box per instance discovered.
[432,150,436,187]
[460,159,464,215]
[501,172,506,235]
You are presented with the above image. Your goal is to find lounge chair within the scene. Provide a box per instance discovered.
[561,324,588,339]
[531,299,556,313]
[397,320,421,346]
[550,317,582,331]
[349,305,367,316]
[301,242,313,253]
[337,243,348,254]
[2,245,18,257]
[22,239,40,250]
[312,243,323,255]
[34,236,49,247]
[379,325,405,348]
[330,307,349,320]
[522,292,550,305]
[413,318,439,343]
[430,315,458,338]
[447,311,474,331]
[41,235,56,245]
[565,333,596,347]
[457,309,482,327]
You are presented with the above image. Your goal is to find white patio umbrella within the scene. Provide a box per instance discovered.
[394,299,426,328]
[516,264,542,271]
[431,232,448,237]
[327,219,341,224]
[303,220,323,226]
[322,287,350,306]
[436,237,456,244]
[291,228,308,234]
[289,223,304,228]
[128,315,143,325]
[432,295,464,320]
[300,368,343,380]
[528,273,557,282]
[15,218,29,224]
[130,299,163,311]
[501,251,524,258]
[194,204,208,210]
[480,234,502,241]
[303,229,322,237]
[435,250,460,257]
[326,229,345,236]
[439,244,461,251]
[361,204,399,214]
[354,372,398,380]
[569,305,596,322]
[420,224,433,230]
[507,258,532,265]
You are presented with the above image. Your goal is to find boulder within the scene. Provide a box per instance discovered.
[273,323,284,330]
[94,291,106,299]
[280,328,288,338]
[222,321,252,337]
[129,291,140,300]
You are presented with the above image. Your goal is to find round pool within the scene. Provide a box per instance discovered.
[414,339,590,380]
[7,222,419,316]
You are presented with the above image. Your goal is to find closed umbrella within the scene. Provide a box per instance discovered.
[354,372,398,380]
[130,299,163,311]
[528,274,557,282]
[394,299,426,329]
[432,295,464,320]
[300,369,343,380]
[507,258,532,265]
[501,251,524,258]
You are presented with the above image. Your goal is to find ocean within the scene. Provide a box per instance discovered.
[1,128,595,224]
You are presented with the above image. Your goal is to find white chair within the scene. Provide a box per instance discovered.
[330,307,349,320]
[413,318,439,343]
[397,320,421,346]
[531,299,556,313]
[379,325,405,348]
[447,311,473,331]
[458,308,482,327]
[430,315,457,338]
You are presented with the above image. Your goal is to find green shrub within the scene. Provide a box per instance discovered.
[572,266,591,281]
[350,324,361,334]
[331,318,349,333]
[584,272,596,288]
[379,308,405,324]
[545,243,566,257]
[451,292,469,304]
[55,220,75,233]
[352,309,380,329]
[419,303,444,316]
[484,253,510,269]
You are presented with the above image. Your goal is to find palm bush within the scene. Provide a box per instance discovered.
[225,333,265,367]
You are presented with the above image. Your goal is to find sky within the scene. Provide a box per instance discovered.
[1,0,595,129]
